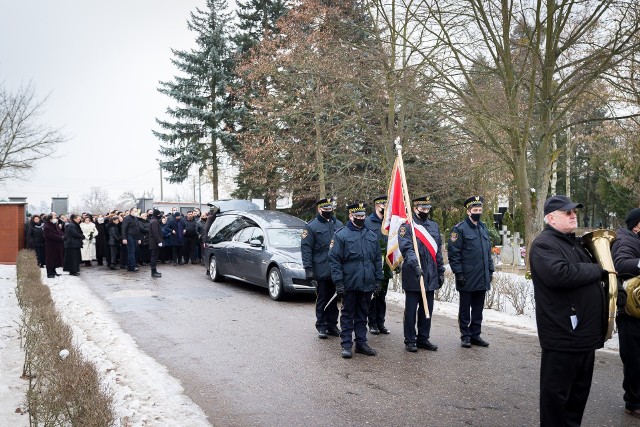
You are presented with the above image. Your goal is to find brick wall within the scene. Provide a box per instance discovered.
[0,204,26,264]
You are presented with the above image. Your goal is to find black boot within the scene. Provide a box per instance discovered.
[151,269,162,278]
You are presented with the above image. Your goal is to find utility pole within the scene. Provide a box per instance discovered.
[198,168,202,210]
[159,165,164,201]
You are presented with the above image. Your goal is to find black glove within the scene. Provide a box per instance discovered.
[455,273,466,287]
[374,282,381,296]
[209,204,220,214]
[414,265,423,279]
[617,288,627,315]
[438,275,444,289]
[305,268,314,280]
[335,282,345,298]
[601,269,616,281]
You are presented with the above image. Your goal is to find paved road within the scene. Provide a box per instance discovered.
[84,264,632,427]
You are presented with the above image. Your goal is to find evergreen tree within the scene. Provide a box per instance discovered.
[233,0,288,55]
[153,0,236,200]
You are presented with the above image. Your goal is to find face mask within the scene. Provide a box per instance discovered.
[352,218,365,228]
[470,213,482,222]
[377,208,385,216]
[98,218,104,224]
[321,211,333,220]
[131,211,139,217]
[417,212,429,221]
[51,219,58,224]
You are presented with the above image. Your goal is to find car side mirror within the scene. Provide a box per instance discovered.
[249,239,263,247]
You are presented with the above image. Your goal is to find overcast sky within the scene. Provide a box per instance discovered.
[0,0,240,211]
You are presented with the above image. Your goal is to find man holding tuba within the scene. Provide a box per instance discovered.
[611,207,640,419]
[530,195,612,427]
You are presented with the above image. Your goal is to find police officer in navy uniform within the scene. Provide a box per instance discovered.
[399,196,445,352]
[448,196,494,348]
[365,195,392,335]
[329,202,383,358]
[301,197,344,339]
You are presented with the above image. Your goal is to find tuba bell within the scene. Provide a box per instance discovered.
[623,276,640,318]
[582,229,617,341]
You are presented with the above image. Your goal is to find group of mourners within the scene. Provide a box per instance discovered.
[24,206,214,279]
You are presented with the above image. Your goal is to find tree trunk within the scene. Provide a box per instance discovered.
[211,135,219,200]
[565,122,572,197]
[313,85,326,199]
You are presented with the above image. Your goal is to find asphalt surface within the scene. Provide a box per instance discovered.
[83,263,633,427]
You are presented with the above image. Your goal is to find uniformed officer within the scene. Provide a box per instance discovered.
[301,197,344,339]
[611,207,640,419]
[399,196,445,352]
[328,202,383,358]
[448,196,494,348]
[365,195,392,335]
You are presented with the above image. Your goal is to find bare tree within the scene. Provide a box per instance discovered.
[391,0,640,255]
[0,83,66,181]
[80,187,114,214]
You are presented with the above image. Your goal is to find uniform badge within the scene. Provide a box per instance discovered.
[329,239,334,249]
[450,231,458,242]
[301,229,308,239]
[399,225,407,237]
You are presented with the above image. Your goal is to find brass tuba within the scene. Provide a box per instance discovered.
[582,229,617,341]
[623,277,640,318]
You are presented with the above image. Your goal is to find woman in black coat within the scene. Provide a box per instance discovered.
[26,215,46,267]
[63,214,84,276]
[43,215,64,278]
[137,213,151,265]
[95,215,107,266]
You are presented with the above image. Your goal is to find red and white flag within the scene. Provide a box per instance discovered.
[382,157,408,269]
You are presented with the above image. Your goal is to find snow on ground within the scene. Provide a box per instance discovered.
[0,265,619,426]
[0,265,209,426]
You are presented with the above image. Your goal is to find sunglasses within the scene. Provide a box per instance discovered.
[560,209,578,216]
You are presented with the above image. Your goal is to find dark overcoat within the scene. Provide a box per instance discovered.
[43,221,64,268]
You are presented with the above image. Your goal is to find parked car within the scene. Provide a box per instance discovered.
[203,210,315,300]
[207,199,261,213]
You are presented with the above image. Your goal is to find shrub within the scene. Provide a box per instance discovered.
[16,250,114,426]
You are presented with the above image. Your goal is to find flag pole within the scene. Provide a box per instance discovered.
[395,139,430,319]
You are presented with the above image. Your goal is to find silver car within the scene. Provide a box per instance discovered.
[203,210,315,300]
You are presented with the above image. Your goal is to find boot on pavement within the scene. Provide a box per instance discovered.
[151,269,162,278]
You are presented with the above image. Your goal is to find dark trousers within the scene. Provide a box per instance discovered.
[34,246,45,266]
[540,349,595,427]
[340,290,372,349]
[46,265,57,277]
[104,241,111,266]
[617,314,640,410]
[458,290,486,339]
[138,244,150,264]
[315,279,339,332]
[368,279,388,328]
[120,244,127,268]
[172,245,183,264]
[150,246,159,270]
[183,236,198,262]
[109,245,119,266]
[404,289,434,344]
[160,246,171,262]
[126,235,137,269]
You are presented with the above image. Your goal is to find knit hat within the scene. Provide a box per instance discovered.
[625,208,640,229]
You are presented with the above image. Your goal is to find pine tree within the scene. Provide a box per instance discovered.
[153,0,236,200]
[233,0,288,55]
